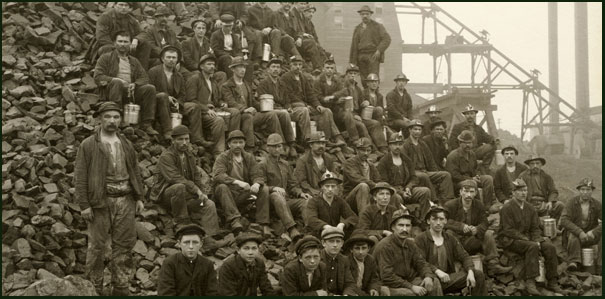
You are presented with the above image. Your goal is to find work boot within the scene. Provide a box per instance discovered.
[546,279,565,294]
[567,262,578,272]
[140,122,159,136]
[487,259,513,275]
[231,219,244,235]
[262,225,273,239]
[289,226,302,242]
[525,279,543,296]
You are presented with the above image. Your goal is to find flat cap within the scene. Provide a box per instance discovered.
[390,209,416,227]
[227,130,246,142]
[407,119,423,129]
[321,225,344,240]
[459,179,478,189]
[229,56,247,68]
[429,119,447,130]
[154,6,172,17]
[425,205,449,221]
[191,19,208,30]
[235,232,263,247]
[220,13,235,23]
[94,101,122,117]
[171,125,190,137]
[175,223,206,239]
[295,235,322,256]
[160,45,182,63]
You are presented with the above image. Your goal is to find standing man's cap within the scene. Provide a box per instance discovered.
[220,13,235,23]
[94,101,122,117]
[511,178,527,190]
[457,130,475,142]
[459,179,478,189]
[319,170,343,186]
[357,5,374,14]
[394,73,410,82]
[171,125,190,137]
[159,45,182,63]
[321,225,345,240]
[175,223,206,239]
[235,232,263,247]
[266,133,284,146]
[390,209,416,227]
[227,130,246,142]
[500,145,519,156]
[365,73,380,81]
[524,154,546,166]
[229,56,247,68]
[461,104,479,114]
[371,182,396,195]
[154,6,172,17]
[576,178,596,190]
[388,131,405,143]
[355,137,372,149]
[295,235,322,256]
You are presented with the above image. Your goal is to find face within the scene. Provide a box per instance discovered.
[100,110,121,133]
[367,80,379,90]
[502,149,516,163]
[233,65,246,78]
[356,147,371,161]
[295,2,307,10]
[395,80,407,89]
[351,243,370,261]
[528,160,542,172]
[460,186,476,201]
[238,241,259,264]
[392,218,413,240]
[222,22,233,34]
[374,189,391,208]
[459,140,474,152]
[427,212,447,233]
[291,61,304,73]
[155,14,168,27]
[322,237,343,256]
[321,182,338,198]
[389,141,403,155]
[173,134,190,152]
[114,2,130,15]
[310,141,326,156]
[431,125,445,138]
[346,71,359,83]
[323,63,335,76]
[115,34,132,54]
[512,186,528,202]
[193,22,207,38]
[280,2,292,11]
[200,60,216,75]
[267,144,283,158]
[179,234,202,261]
[299,248,320,271]
[228,138,245,154]
[409,126,422,139]
[427,111,440,118]
[578,186,593,199]
[303,9,314,19]
[463,111,477,124]
[268,63,281,77]
[360,11,372,23]
[162,50,178,69]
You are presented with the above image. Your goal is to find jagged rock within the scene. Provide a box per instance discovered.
[21,275,97,296]
[11,238,32,259]
[36,268,59,280]
[9,85,36,98]
[50,222,71,236]
[133,240,148,256]
[136,222,155,243]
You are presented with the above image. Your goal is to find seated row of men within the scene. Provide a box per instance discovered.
[157,175,601,296]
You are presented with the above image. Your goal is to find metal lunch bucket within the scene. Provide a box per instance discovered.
[123,103,140,125]
[361,106,374,120]
[170,104,182,128]
[543,218,556,237]
[259,94,274,112]
[310,121,318,135]
[582,248,595,266]
[343,96,355,112]
[291,121,297,139]
[535,258,546,282]
[470,255,483,272]
[216,111,231,131]
[262,43,271,62]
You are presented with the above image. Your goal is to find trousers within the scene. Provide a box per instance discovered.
[182,103,226,154]
[273,109,296,143]
[459,230,499,261]
[105,80,157,124]
[388,276,443,296]
[345,182,371,214]
[334,110,369,141]
[362,118,388,149]
[505,239,558,280]
[155,93,176,135]
[214,183,271,225]
[415,171,455,204]
[160,183,220,236]
[269,192,306,230]
[310,107,341,140]
[290,106,311,142]
[356,52,381,88]
[566,231,602,265]
[440,269,487,296]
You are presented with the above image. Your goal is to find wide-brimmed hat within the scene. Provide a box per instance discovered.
[175,223,206,240]
[357,5,374,14]
[229,56,247,68]
[294,235,322,256]
[457,130,475,142]
[307,132,327,144]
[371,182,395,195]
[235,232,263,247]
[576,178,596,190]
[461,104,478,114]
[500,145,519,156]
[390,209,416,227]
[171,125,189,137]
[159,45,182,63]
[154,6,171,17]
[524,154,546,166]
[266,133,284,146]
[394,73,410,82]
[94,101,122,117]
[318,170,342,186]
[227,130,246,142]
[343,232,375,251]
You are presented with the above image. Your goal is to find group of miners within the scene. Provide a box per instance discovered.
[75,1,602,296]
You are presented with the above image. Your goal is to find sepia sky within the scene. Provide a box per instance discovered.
[396,2,602,139]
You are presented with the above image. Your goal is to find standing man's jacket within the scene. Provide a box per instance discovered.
[157,253,218,296]
[148,64,186,103]
[414,230,474,274]
[149,145,202,202]
[74,128,145,211]
[493,162,528,202]
[93,50,150,101]
[349,19,391,64]
[218,254,276,296]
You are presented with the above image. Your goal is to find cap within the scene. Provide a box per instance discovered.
[311,69,322,76]
[524,154,546,166]
[268,57,283,66]
[425,105,442,114]
[394,73,410,82]
[154,6,171,17]
[266,133,284,146]
[357,5,374,14]
[318,170,342,186]
[346,64,360,74]
[227,130,246,142]
[500,145,519,156]
[175,223,206,239]
[576,178,596,190]
[388,131,405,144]
[461,104,478,114]
[191,19,208,30]
[457,130,475,142]
[159,45,182,63]
[355,137,372,149]
[198,54,217,68]
[512,178,527,190]
[235,232,263,247]
[171,125,190,137]
[307,132,327,144]
[371,182,395,195]
[325,55,335,64]
[220,13,235,23]
[229,56,247,68]
[343,232,375,251]
[459,179,478,189]
[290,55,304,63]
[407,119,423,130]
[365,73,380,81]
[425,205,449,221]
[94,101,122,117]
[321,225,344,240]
[303,5,316,12]
[429,119,447,130]
[390,209,416,227]
[295,235,322,256]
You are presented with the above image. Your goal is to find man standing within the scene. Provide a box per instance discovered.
[446,130,496,209]
[443,180,512,275]
[414,206,488,296]
[183,54,227,153]
[212,130,271,235]
[448,104,497,174]
[519,155,564,222]
[257,134,309,241]
[294,132,339,197]
[136,6,181,70]
[93,31,158,136]
[157,224,218,296]
[403,119,455,207]
[422,118,449,171]
[493,145,528,203]
[343,138,381,214]
[385,74,413,135]
[181,19,212,72]
[74,102,146,295]
[210,13,242,77]
[149,125,220,235]
[319,225,358,296]
[373,209,442,296]
[356,182,400,244]
[560,178,602,272]
[281,236,329,296]
[344,232,384,296]
[497,179,563,295]
[349,5,391,88]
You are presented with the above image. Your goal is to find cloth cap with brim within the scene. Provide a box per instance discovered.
[154,6,172,17]
[424,205,449,221]
[394,73,410,82]
[198,54,217,71]
[390,209,416,227]
[227,130,246,142]
[346,65,360,74]
[429,119,447,130]
[459,179,477,189]
[295,235,322,256]
[307,132,327,144]
[229,56,247,68]
[171,125,190,137]
[511,178,527,190]
[371,182,395,195]
[191,19,209,30]
[500,145,519,156]
[176,224,206,240]
[365,73,380,81]
[344,233,375,251]
[94,102,122,117]
[266,133,284,146]
[235,232,263,247]
[576,178,596,190]
[268,57,283,66]
[321,225,345,240]
[388,132,405,144]
[318,171,342,186]
[407,119,423,130]
[457,130,475,142]
[220,13,235,23]
[160,45,182,63]
[461,104,479,114]
[355,137,372,149]
[357,5,374,14]
[290,55,304,63]
[524,155,546,166]
[304,5,316,12]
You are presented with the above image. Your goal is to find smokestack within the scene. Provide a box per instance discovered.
[548,3,559,134]
[574,2,589,117]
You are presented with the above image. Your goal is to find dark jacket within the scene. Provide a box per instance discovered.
[258,156,302,197]
[349,19,391,64]
[346,253,381,295]
[519,169,559,202]
[332,80,365,114]
[343,155,381,194]
[136,23,180,58]
[95,9,142,47]
[93,50,151,101]
[157,253,218,296]
[497,200,544,247]
[149,145,202,202]
[212,149,263,186]
[320,251,358,296]
[385,88,413,121]
[74,128,145,210]
[181,36,211,72]
[356,204,398,241]
[294,152,338,196]
[305,195,358,236]
[446,148,478,184]
[280,70,320,108]
[210,2,248,21]
[414,230,474,274]
[247,4,277,30]
[421,134,449,171]
[362,89,385,109]
[314,74,344,99]
[444,197,489,240]
[493,162,528,202]
[402,138,439,172]
[281,259,328,296]
[220,77,253,112]
[376,152,418,189]
[372,234,434,289]
[448,121,494,150]
[289,7,308,39]
[218,254,276,296]
[256,76,286,108]
[560,195,602,236]
[148,64,186,103]
[185,72,221,112]
[210,30,242,58]
[273,7,296,38]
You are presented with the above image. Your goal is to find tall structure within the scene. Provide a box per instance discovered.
[574,2,590,118]
[548,3,560,134]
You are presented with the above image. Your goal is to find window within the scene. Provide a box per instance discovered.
[334,16,343,29]
[375,2,383,14]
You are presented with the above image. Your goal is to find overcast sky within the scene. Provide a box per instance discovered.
[396,2,602,139]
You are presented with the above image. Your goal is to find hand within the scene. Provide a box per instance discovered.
[316,290,328,296]
[369,289,379,296]
[473,175,481,183]
[215,19,223,27]
[235,180,251,191]
[111,77,128,86]
[410,285,427,296]
[128,83,136,94]
[537,241,541,248]
[545,201,553,210]
[353,115,362,122]
[579,231,588,242]
[382,230,392,237]
[435,269,450,283]
[130,39,138,51]
[403,188,412,198]
[466,270,476,288]
[175,63,181,72]
[586,231,595,240]
[463,224,471,234]
[322,95,334,103]
[421,276,434,292]
[244,107,257,114]
[316,105,325,113]
[198,192,208,206]
[336,222,345,231]
[469,226,478,235]
[371,50,381,61]
[262,27,272,35]
[273,187,286,196]
[250,183,260,194]
[135,200,144,215]
[301,193,313,200]
[81,208,94,222]
[207,109,217,118]
[361,100,370,108]
[295,38,302,47]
